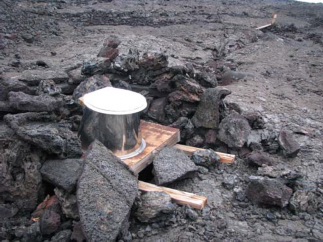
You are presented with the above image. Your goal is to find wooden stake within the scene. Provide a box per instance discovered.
[174,144,235,164]
[256,13,278,30]
[138,181,207,210]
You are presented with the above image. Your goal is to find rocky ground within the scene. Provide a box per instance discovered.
[1,0,323,241]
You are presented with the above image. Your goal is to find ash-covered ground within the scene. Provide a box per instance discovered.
[1,0,323,241]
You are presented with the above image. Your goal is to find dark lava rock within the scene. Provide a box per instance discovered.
[21,33,34,43]
[15,222,42,242]
[186,134,204,147]
[113,49,139,73]
[168,90,200,103]
[73,74,111,101]
[244,112,265,129]
[81,58,111,76]
[36,60,49,68]
[174,75,205,97]
[289,190,315,214]
[19,69,69,86]
[205,129,217,145]
[192,87,231,129]
[0,203,18,218]
[246,176,293,208]
[0,123,42,212]
[220,70,246,85]
[71,222,86,242]
[68,67,86,85]
[135,191,176,222]
[153,147,198,185]
[37,80,62,96]
[186,207,199,221]
[247,151,274,167]
[50,229,72,242]
[278,130,301,158]
[41,159,83,192]
[192,149,220,167]
[40,209,61,235]
[55,188,79,220]
[218,113,251,148]
[4,112,82,158]
[195,71,217,88]
[77,140,138,242]
[8,91,63,112]
[0,75,35,101]
[147,97,168,123]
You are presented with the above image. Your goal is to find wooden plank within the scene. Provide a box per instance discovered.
[173,144,235,164]
[256,13,278,30]
[124,121,180,174]
[138,181,207,210]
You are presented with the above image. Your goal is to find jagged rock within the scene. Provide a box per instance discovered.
[257,166,303,181]
[186,134,204,147]
[153,147,198,185]
[40,209,61,235]
[148,97,168,123]
[192,87,231,128]
[0,75,35,101]
[68,67,86,85]
[0,204,18,218]
[97,36,120,60]
[41,159,83,192]
[139,53,168,71]
[73,74,111,101]
[150,73,175,93]
[71,222,86,242]
[37,80,62,96]
[246,176,293,208]
[19,69,69,86]
[218,113,251,148]
[15,222,42,242]
[205,129,217,145]
[195,72,217,88]
[220,70,246,85]
[81,58,111,76]
[168,90,200,103]
[114,49,139,73]
[135,191,176,222]
[278,130,301,158]
[192,149,220,167]
[4,112,82,158]
[50,230,72,242]
[174,75,205,97]
[0,101,13,113]
[185,207,199,221]
[247,151,274,167]
[31,195,61,220]
[0,123,42,212]
[8,91,63,112]
[77,140,138,242]
[244,112,265,129]
[54,188,79,220]
[289,190,315,214]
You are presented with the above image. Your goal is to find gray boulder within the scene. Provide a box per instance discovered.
[192,87,231,129]
[278,130,301,158]
[218,113,251,148]
[135,191,176,223]
[77,140,138,242]
[192,149,220,167]
[55,188,79,220]
[50,230,72,242]
[153,147,198,185]
[37,80,62,96]
[8,91,63,112]
[247,151,274,167]
[246,176,293,208]
[41,159,83,193]
[4,112,82,158]
[19,69,69,86]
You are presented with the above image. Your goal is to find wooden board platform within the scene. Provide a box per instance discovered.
[124,120,180,174]
[174,144,235,164]
[138,181,207,210]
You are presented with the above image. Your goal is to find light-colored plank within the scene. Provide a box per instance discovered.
[173,144,235,164]
[256,13,278,30]
[138,181,207,210]
[124,121,180,174]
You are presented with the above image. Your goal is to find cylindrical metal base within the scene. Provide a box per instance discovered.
[78,107,145,158]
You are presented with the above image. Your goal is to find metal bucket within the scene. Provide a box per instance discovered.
[78,87,147,159]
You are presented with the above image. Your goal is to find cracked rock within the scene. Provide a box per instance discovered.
[192,149,220,167]
[153,147,198,185]
[247,151,274,167]
[278,130,301,158]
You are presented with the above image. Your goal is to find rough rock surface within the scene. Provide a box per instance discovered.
[41,159,83,192]
[247,151,274,167]
[278,130,301,158]
[4,112,82,158]
[218,113,251,148]
[77,140,138,242]
[55,188,79,220]
[40,209,61,235]
[18,69,69,86]
[153,147,198,185]
[8,91,63,112]
[192,87,231,128]
[50,230,72,242]
[246,176,293,208]
[135,191,176,223]
[192,149,220,167]
[0,123,42,212]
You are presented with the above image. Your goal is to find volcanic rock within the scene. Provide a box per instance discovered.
[192,149,220,167]
[114,49,139,73]
[218,113,251,148]
[71,222,86,242]
[41,159,83,192]
[153,147,198,185]
[68,67,86,85]
[8,91,63,112]
[195,71,217,88]
[135,191,176,223]
[205,129,217,145]
[97,37,120,61]
[220,70,246,85]
[168,90,200,103]
[192,87,231,128]
[186,134,204,147]
[77,140,138,242]
[247,151,274,167]
[289,190,315,214]
[244,112,266,129]
[37,80,62,96]
[40,209,61,235]
[81,58,111,76]
[0,75,35,101]
[19,69,69,86]
[246,176,293,208]
[50,230,72,242]
[4,112,82,158]
[278,130,301,158]
[73,74,111,101]
[54,188,79,220]
[0,123,42,212]
[147,97,168,123]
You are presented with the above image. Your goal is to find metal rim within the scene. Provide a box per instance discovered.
[118,138,146,160]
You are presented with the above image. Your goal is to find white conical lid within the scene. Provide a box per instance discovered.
[83,87,147,115]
